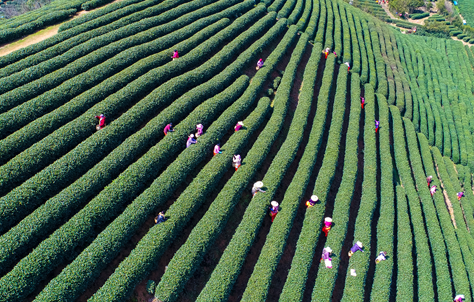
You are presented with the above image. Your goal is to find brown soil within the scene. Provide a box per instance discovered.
[434,160,457,227]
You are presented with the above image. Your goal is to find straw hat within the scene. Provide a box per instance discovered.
[356,241,363,247]
[325,217,332,223]
[271,201,279,207]
[238,121,244,125]
[311,195,318,202]
[254,181,264,188]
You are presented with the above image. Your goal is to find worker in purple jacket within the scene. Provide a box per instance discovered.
[186,134,197,148]
[321,247,333,268]
[348,241,363,257]
[196,124,204,137]
[256,58,264,70]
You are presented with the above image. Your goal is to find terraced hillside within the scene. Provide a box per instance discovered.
[1,0,474,301]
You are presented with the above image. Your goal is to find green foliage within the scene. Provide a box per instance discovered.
[272,76,281,89]
[59,0,147,31]
[437,0,448,15]
[81,0,114,10]
[0,6,265,232]
[0,0,246,115]
[341,84,377,302]
[390,0,423,13]
[152,97,271,302]
[39,82,271,302]
[0,0,188,70]
[310,73,362,301]
[369,94,394,301]
[146,280,156,295]
[394,185,414,301]
[278,56,339,301]
[195,25,303,302]
[390,106,434,301]
[410,12,429,19]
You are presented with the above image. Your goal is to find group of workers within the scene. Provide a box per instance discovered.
[322,241,387,269]
[427,176,465,201]
[321,48,351,71]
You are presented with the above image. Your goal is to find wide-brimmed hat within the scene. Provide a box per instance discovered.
[189,134,194,138]
[325,247,332,253]
[238,121,244,125]
[271,201,279,207]
[325,217,332,223]
[197,124,203,128]
[254,181,264,188]
[356,241,363,247]
[311,195,318,201]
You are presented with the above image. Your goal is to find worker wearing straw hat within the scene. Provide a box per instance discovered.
[252,181,266,196]
[196,124,204,137]
[321,247,333,268]
[348,241,364,257]
[269,201,279,222]
[306,195,318,208]
[233,154,241,171]
[454,295,465,302]
[375,251,387,264]
[322,217,333,237]
[186,134,197,148]
[234,121,244,132]
[426,175,433,187]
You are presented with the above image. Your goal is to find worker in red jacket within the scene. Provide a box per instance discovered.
[95,114,106,130]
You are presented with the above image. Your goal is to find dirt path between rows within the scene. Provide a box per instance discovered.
[0,0,124,57]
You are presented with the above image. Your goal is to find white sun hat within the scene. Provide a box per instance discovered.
[325,247,332,253]
[238,121,244,125]
[271,201,279,207]
[325,217,332,223]
[254,181,264,188]
[311,195,318,201]
[356,241,363,247]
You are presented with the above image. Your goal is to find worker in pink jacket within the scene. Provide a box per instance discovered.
[430,185,437,197]
[196,124,204,137]
[457,192,465,201]
[322,217,332,237]
[234,121,244,132]
[172,50,179,60]
[163,123,174,135]
[213,144,222,156]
